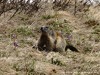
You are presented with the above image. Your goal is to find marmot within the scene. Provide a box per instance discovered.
[37,26,79,52]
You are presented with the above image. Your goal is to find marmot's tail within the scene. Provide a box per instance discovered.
[65,45,79,52]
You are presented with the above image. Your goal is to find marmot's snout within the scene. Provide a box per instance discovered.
[41,26,49,32]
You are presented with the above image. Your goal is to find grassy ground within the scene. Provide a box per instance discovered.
[0,5,100,75]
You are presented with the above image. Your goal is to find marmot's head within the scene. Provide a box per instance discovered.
[41,26,49,33]
[40,26,54,35]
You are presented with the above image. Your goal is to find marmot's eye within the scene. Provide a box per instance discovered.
[45,27,49,29]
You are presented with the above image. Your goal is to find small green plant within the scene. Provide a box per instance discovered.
[47,20,62,26]
[27,60,35,75]
[63,25,72,34]
[11,27,34,36]
[94,35,100,42]
[92,26,100,42]
[13,60,36,75]
[51,58,65,66]
[47,20,72,33]
[20,39,33,46]
[13,63,20,71]
[26,41,33,46]
[0,51,11,57]
[19,14,29,21]
[93,27,100,34]
[17,27,33,36]
[0,35,2,40]
[42,15,55,20]
[83,45,92,53]
[0,51,6,57]
[84,20,99,27]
